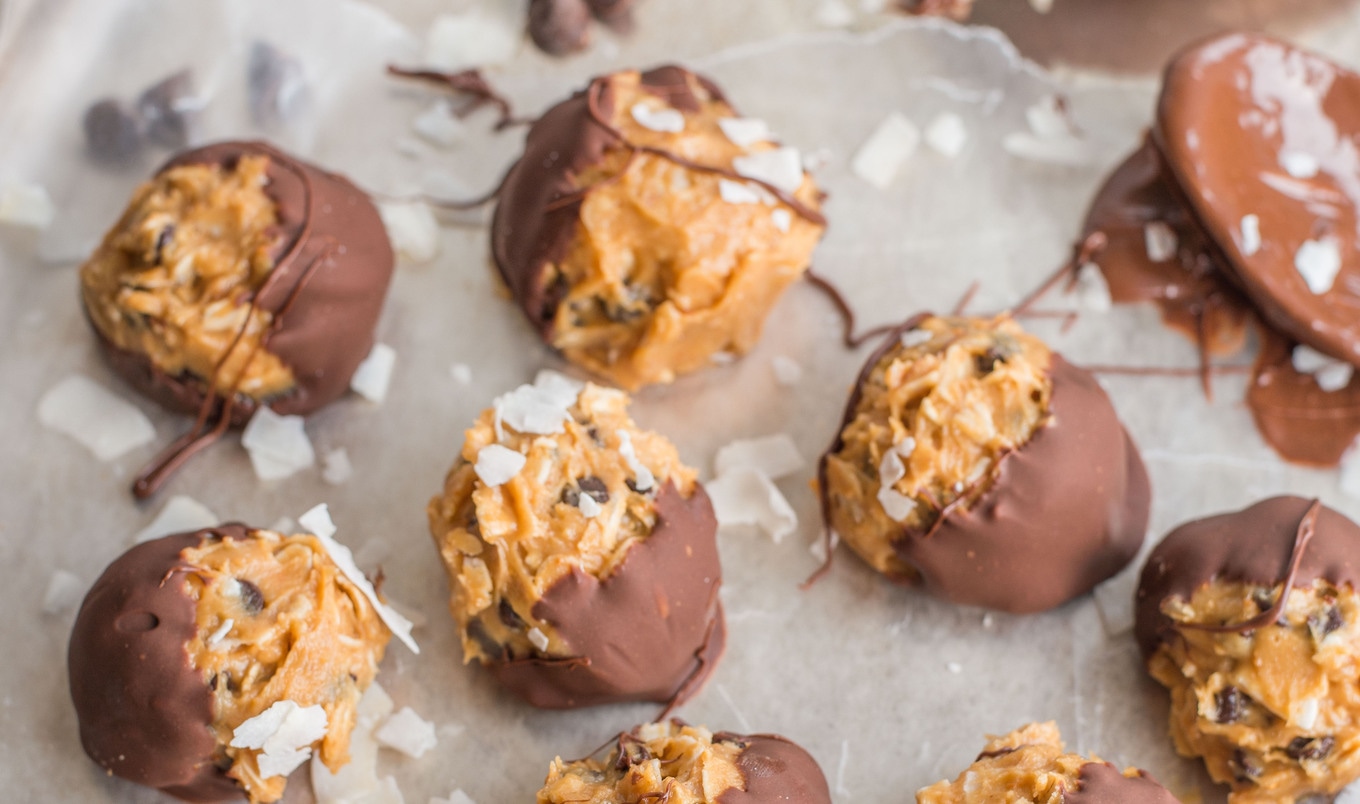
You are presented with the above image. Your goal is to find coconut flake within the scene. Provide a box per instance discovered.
[133,494,220,544]
[851,113,919,190]
[424,12,517,72]
[924,113,968,158]
[1296,238,1342,294]
[771,355,802,386]
[351,344,396,404]
[1240,214,1262,257]
[1292,697,1321,730]
[493,372,582,437]
[231,700,328,779]
[733,147,805,194]
[527,627,550,652]
[1092,568,1137,636]
[474,444,525,486]
[207,618,234,647]
[1074,263,1112,312]
[42,570,84,615]
[413,101,466,148]
[298,504,419,653]
[578,493,602,518]
[1024,95,1072,138]
[876,488,917,523]
[358,682,395,729]
[771,208,792,232]
[719,179,764,205]
[1292,345,1354,391]
[312,709,381,804]
[378,201,440,264]
[718,117,771,148]
[630,103,684,133]
[319,447,353,485]
[1280,151,1320,179]
[1003,131,1092,165]
[37,375,155,461]
[616,430,655,492]
[374,707,438,759]
[450,363,472,384]
[242,407,315,481]
[714,434,805,480]
[706,467,798,542]
[1143,221,1178,263]
[0,180,55,229]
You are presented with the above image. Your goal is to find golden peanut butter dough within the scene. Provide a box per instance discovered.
[80,155,295,399]
[547,70,824,390]
[182,528,390,802]
[1148,579,1360,803]
[917,722,1149,803]
[823,315,1052,578]
[538,721,746,804]
[427,374,696,664]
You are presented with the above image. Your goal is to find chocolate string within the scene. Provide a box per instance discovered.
[1182,499,1323,635]
[1008,231,1105,317]
[803,269,896,349]
[951,280,980,316]
[386,66,531,131]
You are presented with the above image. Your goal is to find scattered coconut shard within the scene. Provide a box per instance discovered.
[820,314,1149,613]
[491,65,826,390]
[537,720,831,803]
[1135,497,1360,804]
[1082,33,1360,467]
[851,112,920,189]
[37,374,156,461]
[427,372,726,708]
[68,522,393,803]
[77,141,395,498]
[918,722,1178,803]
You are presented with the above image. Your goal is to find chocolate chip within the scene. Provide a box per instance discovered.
[577,476,610,503]
[248,41,307,126]
[1229,748,1262,782]
[975,348,1006,375]
[498,598,526,629]
[613,734,652,770]
[1215,686,1248,723]
[1308,606,1344,642]
[237,579,265,615]
[208,673,219,691]
[1251,587,1276,613]
[528,0,591,57]
[83,99,142,164]
[1286,736,1334,762]
[137,70,197,149]
[467,619,507,661]
[152,224,176,266]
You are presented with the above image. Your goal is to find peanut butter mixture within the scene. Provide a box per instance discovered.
[80,155,296,400]
[917,722,1138,803]
[182,529,390,803]
[428,379,696,664]
[824,315,1053,578]
[548,70,825,390]
[1148,579,1360,803]
[538,721,746,803]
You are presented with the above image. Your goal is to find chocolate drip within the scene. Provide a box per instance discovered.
[386,66,528,130]
[803,269,897,349]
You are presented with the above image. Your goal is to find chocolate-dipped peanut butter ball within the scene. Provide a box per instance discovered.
[917,722,1178,803]
[491,65,825,390]
[427,371,724,708]
[538,720,831,803]
[1136,496,1360,803]
[820,314,1150,613]
[79,140,394,495]
[68,523,395,803]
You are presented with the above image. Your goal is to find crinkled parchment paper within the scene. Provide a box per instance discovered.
[4,1,1360,802]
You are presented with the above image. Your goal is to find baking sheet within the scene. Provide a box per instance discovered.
[4,1,1360,802]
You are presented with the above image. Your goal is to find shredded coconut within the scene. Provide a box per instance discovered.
[715,434,805,480]
[375,707,438,759]
[1240,214,1262,257]
[242,407,315,481]
[615,430,656,492]
[351,343,397,403]
[37,375,155,461]
[1295,238,1342,294]
[706,467,798,542]
[630,102,684,133]
[719,179,764,205]
[718,117,771,147]
[322,448,353,485]
[1143,221,1178,263]
[771,208,792,232]
[230,700,329,779]
[527,627,550,652]
[733,147,805,194]
[474,444,526,486]
[924,112,968,158]
[851,112,919,189]
[378,201,440,263]
[133,494,219,544]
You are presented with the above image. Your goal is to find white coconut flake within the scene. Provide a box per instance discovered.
[946,662,963,674]
[771,208,792,232]
[1074,263,1113,312]
[494,372,583,437]
[358,682,395,729]
[1280,151,1320,179]
[37,375,155,461]
[1143,221,1178,263]
[133,494,219,544]
[630,102,684,133]
[1003,132,1092,165]
[378,201,440,264]
[313,728,382,803]
[207,618,234,647]
[771,355,802,386]
[350,343,397,405]
[616,430,656,492]
[1024,95,1072,139]
[706,467,798,542]
[0,180,55,228]
[299,504,419,653]
[715,434,805,480]
[527,627,550,652]
[733,147,805,194]
[1093,568,1138,636]
[231,700,329,779]
[374,707,438,759]
[578,493,602,518]
[42,570,84,615]
[1293,697,1321,731]
[718,117,771,148]
[242,407,315,481]
[1240,214,1262,257]
[1296,238,1342,294]
[719,179,763,205]
[413,101,466,148]
[814,0,855,27]
[1292,345,1354,391]
[711,351,737,365]
[924,112,968,158]
[851,112,919,190]
[424,12,517,72]
[878,445,907,485]
[450,363,472,384]
[877,488,917,523]
[474,444,525,486]
[319,448,353,486]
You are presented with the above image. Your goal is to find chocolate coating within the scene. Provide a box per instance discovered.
[68,527,250,802]
[1065,762,1179,804]
[528,0,592,56]
[715,733,832,804]
[1134,496,1360,659]
[1247,329,1360,466]
[491,482,725,708]
[91,140,394,424]
[821,317,1151,613]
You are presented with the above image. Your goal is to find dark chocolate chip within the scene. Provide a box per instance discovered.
[528,0,592,57]
[1230,748,1262,782]
[975,348,1006,375]
[248,41,307,126]
[467,619,508,661]
[152,224,176,265]
[137,70,197,149]
[1216,686,1248,724]
[83,99,143,164]
[561,487,581,507]
[208,673,219,691]
[1285,736,1334,762]
[237,579,265,615]
[577,476,609,503]
[498,598,526,629]
[1251,587,1276,614]
[1308,606,1344,642]
[613,734,652,770]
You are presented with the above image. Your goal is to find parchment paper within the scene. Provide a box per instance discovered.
[4,1,1360,802]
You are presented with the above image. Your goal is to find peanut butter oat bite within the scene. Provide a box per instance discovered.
[820,314,1149,613]
[68,523,396,803]
[538,720,831,804]
[427,371,724,708]
[491,65,825,390]
[1136,497,1360,804]
[917,722,1178,803]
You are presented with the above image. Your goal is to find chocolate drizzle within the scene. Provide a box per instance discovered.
[385,66,527,130]
[803,269,896,349]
